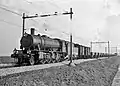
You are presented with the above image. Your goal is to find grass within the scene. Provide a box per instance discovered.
[0,56,14,64]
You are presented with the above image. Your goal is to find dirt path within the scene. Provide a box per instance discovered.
[112,56,120,86]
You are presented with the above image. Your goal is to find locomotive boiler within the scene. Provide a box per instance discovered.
[20,34,60,49]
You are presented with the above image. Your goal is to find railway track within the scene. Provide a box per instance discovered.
[0,56,108,69]
[0,57,108,77]
[0,64,14,68]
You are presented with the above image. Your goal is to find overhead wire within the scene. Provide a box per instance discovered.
[73,35,89,43]
[43,0,74,37]
[0,2,44,23]
[0,3,48,35]
[0,0,87,43]
[24,0,67,12]
[0,0,68,28]
[23,0,40,10]
[23,0,50,28]
[0,0,87,44]
[46,0,68,12]
[23,0,70,35]
[1,1,87,44]
[23,0,66,31]
[0,3,42,29]
[46,1,89,43]
[0,19,22,27]
[0,4,22,16]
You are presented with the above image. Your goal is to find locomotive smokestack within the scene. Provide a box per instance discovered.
[31,28,35,35]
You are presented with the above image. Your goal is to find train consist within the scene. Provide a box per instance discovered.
[11,28,116,65]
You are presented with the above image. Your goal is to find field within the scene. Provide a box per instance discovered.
[0,56,119,86]
[0,56,14,64]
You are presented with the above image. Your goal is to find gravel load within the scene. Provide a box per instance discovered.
[0,57,119,86]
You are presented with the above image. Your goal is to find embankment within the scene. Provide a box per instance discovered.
[0,56,119,86]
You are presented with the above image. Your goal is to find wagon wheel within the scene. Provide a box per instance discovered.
[45,59,48,64]
[48,58,53,63]
[52,59,56,63]
[41,59,46,64]
[29,55,35,65]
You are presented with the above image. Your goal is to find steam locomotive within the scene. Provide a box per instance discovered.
[11,28,116,65]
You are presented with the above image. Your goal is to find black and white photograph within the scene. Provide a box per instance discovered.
[0,0,120,86]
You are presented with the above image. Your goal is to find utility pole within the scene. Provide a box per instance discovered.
[69,8,73,65]
[116,47,117,54]
[108,41,110,58]
[90,42,92,52]
[22,13,25,36]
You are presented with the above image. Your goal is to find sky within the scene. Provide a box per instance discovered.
[0,0,120,55]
